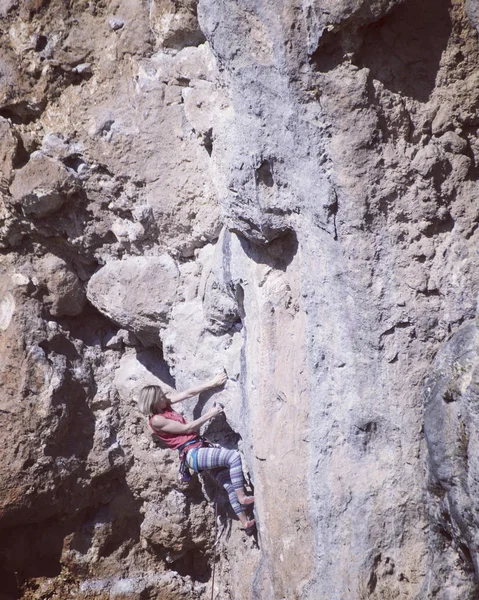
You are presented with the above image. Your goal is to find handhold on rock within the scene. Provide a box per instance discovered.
[109,18,125,31]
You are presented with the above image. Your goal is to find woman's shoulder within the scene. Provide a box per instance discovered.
[151,409,182,424]
[150,413,168,424]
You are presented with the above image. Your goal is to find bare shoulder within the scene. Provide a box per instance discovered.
[150,414,168,430]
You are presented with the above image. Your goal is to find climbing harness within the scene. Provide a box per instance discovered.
[177,437,218,482]
[177,438,201,482]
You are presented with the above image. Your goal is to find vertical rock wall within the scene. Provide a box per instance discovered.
[1,1,479,599]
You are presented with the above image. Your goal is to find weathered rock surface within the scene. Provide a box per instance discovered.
[1,0,479,599]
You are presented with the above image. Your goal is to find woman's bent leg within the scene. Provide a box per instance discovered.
[196,448,243,490]
[211,469,253,528]
[196,447,253,506]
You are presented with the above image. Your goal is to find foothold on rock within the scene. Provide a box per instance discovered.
[104,328,137,349]
[10,273,31,288]
[72,63,92,75]
[104,331,123,350]
[109,18,125,31]
[118,329,138,346]
[411,143,451,181]
[41,134,77,160]
[432,104,454,136]
[111,219,146,244]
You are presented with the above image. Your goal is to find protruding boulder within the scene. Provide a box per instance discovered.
[104,329,138,350]
[432,103,454,136]
[411,143,447,178]
[87,255,181,346]
[439,131,469,154]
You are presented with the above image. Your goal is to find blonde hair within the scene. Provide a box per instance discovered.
[138,385,168,416]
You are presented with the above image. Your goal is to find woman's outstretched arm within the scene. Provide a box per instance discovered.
[168,371,227,405]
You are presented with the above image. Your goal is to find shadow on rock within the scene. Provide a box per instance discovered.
[354,0,452,102]
[45,374,96,460]
[422,319,479,598]
[311,0,452,103]
[238,229,298,272]
[135,348,175,387]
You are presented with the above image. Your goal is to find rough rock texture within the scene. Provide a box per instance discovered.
[1,0,479,599]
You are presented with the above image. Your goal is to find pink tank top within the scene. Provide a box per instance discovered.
[149,408,198,450]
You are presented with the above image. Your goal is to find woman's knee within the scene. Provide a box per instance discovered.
[228,450,241,465]
[230,449,240,459]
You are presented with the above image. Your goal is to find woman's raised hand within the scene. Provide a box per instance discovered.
[209,371,227,388]
[207,403,224,418]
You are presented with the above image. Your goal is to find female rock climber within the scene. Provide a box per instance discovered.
[138,372,256,534]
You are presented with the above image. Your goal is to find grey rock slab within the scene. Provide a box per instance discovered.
[438,131,469,155]
[201,228,240,334]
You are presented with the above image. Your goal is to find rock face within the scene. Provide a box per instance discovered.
[1,1,479,599]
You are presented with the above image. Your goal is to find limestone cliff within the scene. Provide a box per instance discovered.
[1,1,479,599]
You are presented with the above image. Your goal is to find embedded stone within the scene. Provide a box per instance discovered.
[9,153,75,217]
[37,254,86,317]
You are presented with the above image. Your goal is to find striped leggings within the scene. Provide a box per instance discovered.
[187,447,244,515]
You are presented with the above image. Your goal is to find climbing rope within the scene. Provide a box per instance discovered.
[210,497,219,600]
